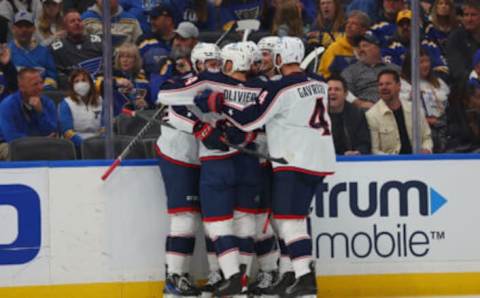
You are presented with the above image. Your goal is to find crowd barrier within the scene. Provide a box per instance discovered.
[0,155,479,297]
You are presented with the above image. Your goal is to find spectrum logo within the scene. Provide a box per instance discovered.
[315,180,448,218]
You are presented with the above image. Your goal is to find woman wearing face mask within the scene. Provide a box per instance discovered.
[96,43,151,116]
[58,68,103,153]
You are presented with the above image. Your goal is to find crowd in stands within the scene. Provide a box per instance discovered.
[0,0,479,160]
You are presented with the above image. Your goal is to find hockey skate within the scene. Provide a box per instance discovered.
[163,272,201,298]
[260,271,295,298]
[200,270,224,298]
[213,269,248,298]
[283,266,317,298]
[248,270,278,297]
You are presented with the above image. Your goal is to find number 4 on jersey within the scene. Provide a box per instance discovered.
[309,97,331,135]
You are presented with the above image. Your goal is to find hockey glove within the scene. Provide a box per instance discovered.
[193,122,229,151]
[194,89,225,113]
[217,121,257,146]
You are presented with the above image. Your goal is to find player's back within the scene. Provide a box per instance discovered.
[264,72,336,175]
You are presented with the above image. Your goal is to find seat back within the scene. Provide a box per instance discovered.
[116,110,161,139]
[81,136,147,159]
[9,137,76,161]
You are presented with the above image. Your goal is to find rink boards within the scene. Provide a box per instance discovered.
[0,155,480,297]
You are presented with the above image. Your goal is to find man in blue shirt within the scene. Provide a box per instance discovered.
[0,68,57,160]
[8,10,58,89]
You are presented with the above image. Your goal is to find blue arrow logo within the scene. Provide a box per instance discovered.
[430,188,447,215]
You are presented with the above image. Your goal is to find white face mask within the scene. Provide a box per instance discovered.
[74,81,91,97]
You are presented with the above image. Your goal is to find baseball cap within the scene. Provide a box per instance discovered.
[174,22,199,39]
[13,10,34,25]
[396,10,412,23]
[354,32,381,47]
[149,4,174,19]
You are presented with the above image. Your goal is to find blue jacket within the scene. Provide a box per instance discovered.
[0,92,57,142]
[8,41,58,89]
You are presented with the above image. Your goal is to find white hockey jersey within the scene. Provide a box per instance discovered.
[157,72,263,161]
[224,72,336,176]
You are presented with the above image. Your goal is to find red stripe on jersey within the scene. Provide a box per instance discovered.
[200,151,240,161]
[155,145,200,168]
[202,215,234,222]
[234,207,259,214]
[167,207,201,214]
[273,166,334,177]
[273,214,306,219]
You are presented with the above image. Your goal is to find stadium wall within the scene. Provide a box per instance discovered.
[0,156,479,297]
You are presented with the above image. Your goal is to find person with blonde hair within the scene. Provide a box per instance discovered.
[307,0,345,49]
[35,0,65,46]
[97,42,150,116]
[425,0,460,54]
[272,0,305,37]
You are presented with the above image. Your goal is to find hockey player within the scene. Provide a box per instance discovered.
[155,43,205,298]
[189,42,226,297]
[194,36,336,298]
[157,42,263,297]
[246,36,282,297]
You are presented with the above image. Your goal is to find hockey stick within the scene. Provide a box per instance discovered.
[236,19,261,42]
[123,108,288,165]
[300,46,325,70]
[100,105,167,181]
[215,21,238,46]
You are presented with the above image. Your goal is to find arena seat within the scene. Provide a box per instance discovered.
[81,135,147,159]
[9,137,76,161]
[41,90,67,106]
[116,110,162,139]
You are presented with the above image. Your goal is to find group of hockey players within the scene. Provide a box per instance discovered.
[154,35,336,298]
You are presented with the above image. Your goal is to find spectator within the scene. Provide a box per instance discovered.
[468,49,480,84]
[425,0,460,55]
[341,32,401,110]
[271,0,304,38]
[382,9,449,79]
[307,0,345,49]
[446,0,480,83]
[0,44,19,102]
[366,69,433,154]
[370,0,405,47]
[400,50,450,152]
[157,0,217,31]
[137,4,174,78]
[119,0,150,33]
[98,42,150,116]
[50,9,103,81]
[35,0,65,46]
[0,0,42,28]
[218,0,262,30]
[0,68,57,160]
[327,75,371,155]
[62,0,95,14]
[81,0,142,48]
[8,10,58,89]
[346,0,379,21]
[446,81,480,152]
[317,10,370,78]
[150,22,198,97]
[58,68,102,151]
